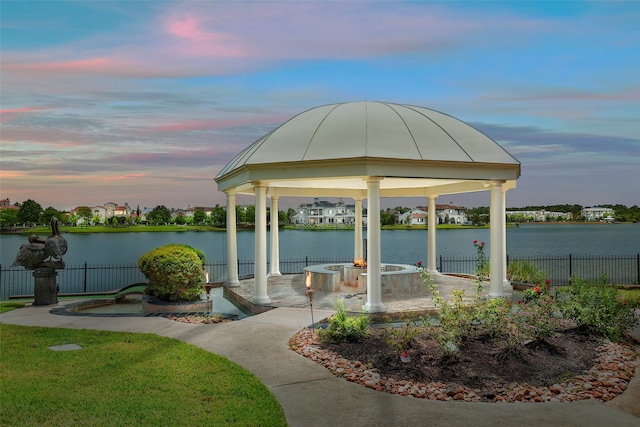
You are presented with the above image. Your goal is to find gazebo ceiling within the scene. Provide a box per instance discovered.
[215,101,520,196]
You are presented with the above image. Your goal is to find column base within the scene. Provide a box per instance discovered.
[427,269,440,275]
[225,279,240,287]
[488,291,504,298]
[252,295,272,305]
[268,272,282,277]
[364,302,387,313]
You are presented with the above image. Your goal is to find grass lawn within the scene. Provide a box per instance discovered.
[0,321,286,426]
[0,302,26,314]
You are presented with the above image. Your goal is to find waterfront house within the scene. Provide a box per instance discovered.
[419,204,468,224]
[292,198,367,225]
[506,210,573,222]
[581,207,615,222]
[398,205,468,225]
[71,202,132,225]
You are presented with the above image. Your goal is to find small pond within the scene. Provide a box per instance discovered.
[55,287,251,319]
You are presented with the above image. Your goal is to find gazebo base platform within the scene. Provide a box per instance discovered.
[225,273,513,318]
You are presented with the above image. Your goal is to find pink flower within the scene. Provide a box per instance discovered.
[473,240,478,244]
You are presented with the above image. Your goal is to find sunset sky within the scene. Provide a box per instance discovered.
[1,1,638,211]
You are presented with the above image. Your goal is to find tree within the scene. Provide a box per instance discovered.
[175,214,186,225]
[380,210,396,226]
[39,207,61,224]
[244,205,256,225]
[193,209,207,225]
[146,205,172,224]
[17,199,43,224]
[393,206,411,215]
[286,208,296,224]
[236,205,246,224]
[0,208,19,226]
[76,206,93,225]
[211,205,226,227]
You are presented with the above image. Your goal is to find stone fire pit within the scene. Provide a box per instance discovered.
[303,263,421,293]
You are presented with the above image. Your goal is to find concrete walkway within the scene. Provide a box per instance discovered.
[2,278,639,427]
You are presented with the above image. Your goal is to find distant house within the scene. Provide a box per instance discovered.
[183,206,214,218]
[292,198,367,225]
[397,208,428,225]
[0,198,18,211]
[506,210,573,222]
[104,202,132,219]
[407,204,468,225]
[71,202,132,224]
[582,207,615,222]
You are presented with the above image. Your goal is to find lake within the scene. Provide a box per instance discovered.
[2,223,639,268]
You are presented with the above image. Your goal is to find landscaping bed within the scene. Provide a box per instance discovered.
[290,324,637,403]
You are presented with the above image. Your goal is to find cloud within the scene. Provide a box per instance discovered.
[2,1,638,210]
[100,173,146,182]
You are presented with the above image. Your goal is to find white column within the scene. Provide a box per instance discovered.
[269,195,281,276]
[489,182,505,297]
[225,192,239,286]
[364,177,386,313]
[427,195,438,274]
[354,197,363,261]
[502,187,509,286]
[253,183,271,304]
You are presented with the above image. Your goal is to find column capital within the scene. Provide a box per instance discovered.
[365,176,383,184]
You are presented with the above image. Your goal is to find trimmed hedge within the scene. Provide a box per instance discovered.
[138,244,206,302]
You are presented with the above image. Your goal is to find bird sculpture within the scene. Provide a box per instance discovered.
[12,235,47,269]
[44,216,68,262]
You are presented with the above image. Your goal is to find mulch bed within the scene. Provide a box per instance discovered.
[290,325,638,403]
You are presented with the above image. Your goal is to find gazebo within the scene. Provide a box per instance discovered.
[215,101,520,313]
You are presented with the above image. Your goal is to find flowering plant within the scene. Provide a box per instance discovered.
[522,279,551,304]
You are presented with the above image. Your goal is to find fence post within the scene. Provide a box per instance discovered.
[84,262,88,293]
[305,256,309,267]
[637,253,639,285]
[569,253,572,278]
[439,255,442,272]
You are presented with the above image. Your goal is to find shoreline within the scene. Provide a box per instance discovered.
[1,221,636,235]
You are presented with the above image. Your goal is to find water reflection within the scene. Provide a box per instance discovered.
[69,288,250,319]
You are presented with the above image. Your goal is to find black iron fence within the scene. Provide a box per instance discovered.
[2,254,638,300]
[439,254,640,286]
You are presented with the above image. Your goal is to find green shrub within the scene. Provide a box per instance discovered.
[507,260,547,284]
[138,244,206,302]
[319,299,370,343]
[382,315,421,354]
[558,277,639,342]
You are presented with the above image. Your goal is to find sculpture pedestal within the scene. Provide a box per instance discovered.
[33,267,58,306]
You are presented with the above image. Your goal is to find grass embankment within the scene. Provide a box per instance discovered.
[0,318,286,426]
[17,224,226,235]
[6,221,526,234]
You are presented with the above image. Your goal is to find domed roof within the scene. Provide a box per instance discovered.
[216,101,520,196]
